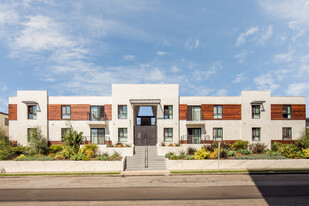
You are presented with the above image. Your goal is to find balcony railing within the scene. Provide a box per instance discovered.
[180,134,209,144]
[186,113,205,121]
[87,112,106,121]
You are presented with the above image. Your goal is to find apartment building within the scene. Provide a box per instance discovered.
[0,112,9,135]
[8,84,306,149]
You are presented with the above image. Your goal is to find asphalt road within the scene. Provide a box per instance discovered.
[1,173,309,205]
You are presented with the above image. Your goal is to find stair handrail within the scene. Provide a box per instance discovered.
[144,133,148,168]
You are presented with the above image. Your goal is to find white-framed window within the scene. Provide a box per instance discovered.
[252,128,261,141]
[213,105,223,119]
[28,105,37,119]
[164,106,173,119]
[164,128,173,142]
[118,128,128,142]
[91,128,105,144]
[118,105,127,119]
[90,106,105,121]
[61,105,71,119]
[213,128,223,141]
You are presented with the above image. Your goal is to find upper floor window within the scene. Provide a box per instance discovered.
[213,105,223,119]
[90,106,105,121]
[61,105,71,119]
[28,105,37,119]
[118,128,128,142]
[252,128,261,141]
[213,128,223,141]
[91,128,105,144]
[283,105,291,119]
[118,105,127,119]
[164,128,173,142]
[164,105,173,119]
[187,106,201,121]
[252,105,260,119]
[282,127,292,141]
[4,118,8,126]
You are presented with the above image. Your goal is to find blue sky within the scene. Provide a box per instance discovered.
[0,0,309,115]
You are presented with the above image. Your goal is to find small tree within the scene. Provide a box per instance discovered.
[295,129,309,149]
[0,128,14,160]
[27,128,48,156]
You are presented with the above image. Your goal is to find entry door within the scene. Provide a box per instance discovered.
[134,126,157,146]
[187,128,201,144]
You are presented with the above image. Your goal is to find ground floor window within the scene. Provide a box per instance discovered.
[252,128,261,141]
[283,127,292,141]
[187,128,201,144]
[213,128,223,141]
[91,128,105,144]
[164,128,173,142]
[27,128,38,142]
[118,128,128,142]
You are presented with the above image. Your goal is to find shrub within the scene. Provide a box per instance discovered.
[116,142,123,147]
[235,154,286,160]
[220,141,233,150]
[165,152,174,159]
[0,129,14,160]
[271,142,281,152]
[202,144,213,152]
[168,143,174,147]
[193,148,211,160]
[237,149,252,155]
[302,148,309,159]
[236,152,242,156]
[27,128,48,156]
[63,128,83,154]
[185,155,194,160]
[209,152,217,159]
[220,149,228,159]
[278,144,301,159]
[109,151,122,161]
[266,150,281,156]
[227,150,237,156]
[97,155,109,161]
[70,153,86,161]
[57,145,76,159]
[79,143,98,157]
[249,143,267,154]
[178,151,186,159]
[86,149,95,158]
[171,155,179,160]
[187,147,196,155]
[233,140,249,150]
[295,129,309,149]
[48,153,55,157]
[15,155,54,161]
[161,142,165,146]
[49,145,63,154]
[12,145,28,156]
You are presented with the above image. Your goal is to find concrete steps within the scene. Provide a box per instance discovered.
[125,146,167,171]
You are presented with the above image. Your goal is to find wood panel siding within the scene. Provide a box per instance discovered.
[179,104,187,120]
[8,104,17,120]
[48,104,62,120]
[271,104,306,120]
[222,104,241,120]
[71,104,90,120]
[104,104,112,120]
[292,104,306,120]
[201,104,213,120]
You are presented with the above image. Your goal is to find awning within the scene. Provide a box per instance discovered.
[251,101,266,105]
[22,101,38,105]
[129,99,161,105]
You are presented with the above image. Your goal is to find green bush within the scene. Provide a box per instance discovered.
[12,145,28,156]
[0,129,14,160]
[97,154,109,161]
[27,128,48,156]
[235,154,286,160]
[237,148,252,155]
[233,140,249,150]
[49,145,63,154]
[186,147,197,155]
[249,143,267,154]
[56,145,76,159]
[109,151,122,161]
[295,129,309,149]
[227,150,237,156]
[278,144,301,159]
[14,155,54,161]
[165,152,175,159]
[271,142,281,152]
[70,153,86,161]
[185,155,194,160]
[63,128,83,154]
[178,151,186,159]
[220,149,228,159]
[266,150,281,156]
[193,148,211,160]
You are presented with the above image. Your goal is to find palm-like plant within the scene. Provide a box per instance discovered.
[63,128,83,154]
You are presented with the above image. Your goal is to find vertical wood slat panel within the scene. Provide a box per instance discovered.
[8,104,17,120]
[222,104,241,120]
[179,104,187,120]
[104,104,112,120]
[71,104,90,120]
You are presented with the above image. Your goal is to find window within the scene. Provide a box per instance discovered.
[61,128,71,141]
[213,128,223,141]
[118,128,128,142]
[91,128,105,144]
[187,106,201,121]
[252,105,260,119]
[164,128,173,142]
[283,105,291,119]
[187,128,201,144]
[61,105,71,119]
[90,106,105,121]
[4,118,8,126]
[283,127,292,141]
[252,128,261,141]
[164,106,173,119]
[27,128,37,142]
[118,105,127,119]
[28,105,37,119]
[213,105,223,119]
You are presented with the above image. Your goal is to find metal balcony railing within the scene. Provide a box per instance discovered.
[87,112,106,121]
[180,134,209,144]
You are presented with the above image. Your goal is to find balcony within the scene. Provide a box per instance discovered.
[180,134,209,144]
[186,113,205,125]
[87,112,107,126]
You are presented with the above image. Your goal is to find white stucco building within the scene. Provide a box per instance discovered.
[8,84,306,150]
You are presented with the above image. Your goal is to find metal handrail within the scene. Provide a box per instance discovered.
[144,133,148,168]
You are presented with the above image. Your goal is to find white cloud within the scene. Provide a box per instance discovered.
[292,29,305,42]
[216,89,228,96]
[234,50,248,63]
[235,26,259,47]
[0,4,19,25]
[233,74,246,83]
[171,66,179,73]
[273,50,294,63]
[192,62,222,81]
[156,51,169,56]
[148,68,165,81]
[254,73,279,91]
[286,82,309,96]
[123,55,135,61]
[259,26,273,44]
[185,38,200,50]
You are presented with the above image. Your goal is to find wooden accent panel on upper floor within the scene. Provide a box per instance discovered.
[104,104,112,120]
[71,104,90,120]
[8,104,17,120]
[48,104,61,120]
[179,104,187,120]
[271,104,306,120]
[222,104,241,120]
[201,104,213,120]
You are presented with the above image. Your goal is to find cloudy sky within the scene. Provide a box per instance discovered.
[0,0,308,115]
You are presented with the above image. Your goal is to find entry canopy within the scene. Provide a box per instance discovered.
[22,101,38,105]
[250,101,266,105]
[129,99,161,105]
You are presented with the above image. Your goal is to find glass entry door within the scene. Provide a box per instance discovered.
[187,128,201,144]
